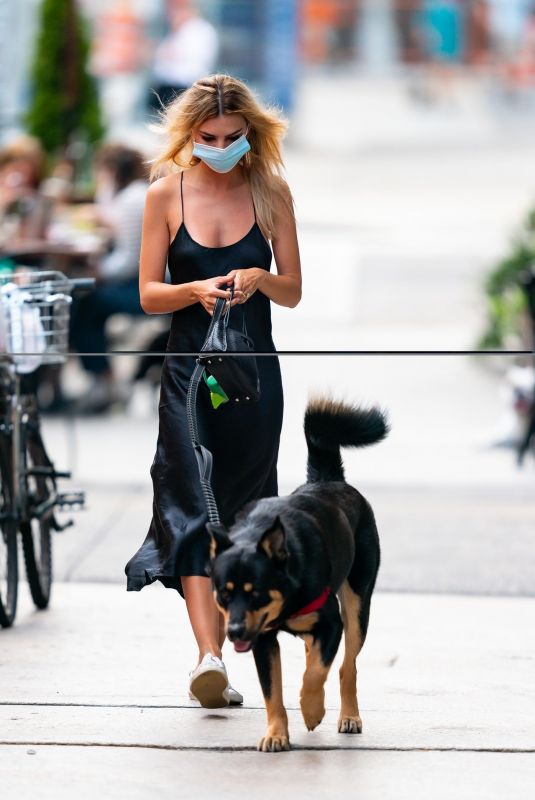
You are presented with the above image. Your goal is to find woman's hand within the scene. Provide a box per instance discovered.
[225,268,265,303]
[193,275,241,315]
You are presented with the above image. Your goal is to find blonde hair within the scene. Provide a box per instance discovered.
[148,73,295,242]
[0,135,45,187]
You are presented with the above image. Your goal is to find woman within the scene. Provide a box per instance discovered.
[0,135,47,252]
[420,0,465,63]
[68,143,149,414]
[147,0,219,114]
[124,74,302,708]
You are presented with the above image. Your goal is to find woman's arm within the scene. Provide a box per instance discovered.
[227,182,302,309]
[139,179,236,315]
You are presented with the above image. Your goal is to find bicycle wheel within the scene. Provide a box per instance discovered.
[0,443,18,628]
[20,423,53,610]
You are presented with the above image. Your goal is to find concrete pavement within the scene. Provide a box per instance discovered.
[1,582,534,798]
[41,478,535,596]
[279,136,535,350]
[38,353,535,597]
[3,749,534,800]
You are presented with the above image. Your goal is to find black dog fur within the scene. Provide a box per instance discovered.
[207,396,389,752]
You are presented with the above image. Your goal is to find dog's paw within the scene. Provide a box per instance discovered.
[257,732,291,752]
[300,694,326,731]
[338,714,362,734]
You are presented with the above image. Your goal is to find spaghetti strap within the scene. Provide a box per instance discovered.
[252,192,257,223]
[180,171,185,222]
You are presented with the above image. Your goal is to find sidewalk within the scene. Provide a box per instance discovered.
[1,582,534,799]
[289,71,535,154]
[37,353,535,596]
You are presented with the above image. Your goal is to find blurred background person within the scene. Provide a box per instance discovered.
[394,0,426,64]
[68,143,149,414]
[329,0,359,63]
[505,3,535,93]
[488,0,535,103]
[487,0,534,61]
[465,0,491,68]
[418,0,466,104]
[0,135,48,255]
[90,0,152,135]
[147,0,219,115]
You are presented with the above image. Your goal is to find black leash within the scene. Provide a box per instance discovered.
[186,356,221,524]
[185,288,235,525]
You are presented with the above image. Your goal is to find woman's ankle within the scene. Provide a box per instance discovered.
[197,646,223,665]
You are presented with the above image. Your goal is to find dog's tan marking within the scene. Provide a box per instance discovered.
[307,394,353,417]
[213,591,229,620]
[225,581,234,591]
[209,536,217,561]
[298,633,330,731]
[285,611,319,633]
[337,580,364,733]
[243,582,253,592]
[245,590,283,635]
[216,590,283,641]
[258,642,290,752]
[259,527,286,560]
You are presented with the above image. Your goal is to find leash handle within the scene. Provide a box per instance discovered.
[214,283,233,329]
[210,282,249,341]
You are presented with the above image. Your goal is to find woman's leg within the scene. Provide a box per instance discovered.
[218,610,226,649]
[182,576,226,666]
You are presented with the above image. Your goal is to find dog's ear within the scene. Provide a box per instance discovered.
[206,522,233,561]
[258,516,288,564]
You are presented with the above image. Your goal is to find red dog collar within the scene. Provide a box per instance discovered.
[289,586,331,618]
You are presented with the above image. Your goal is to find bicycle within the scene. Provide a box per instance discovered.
[0,269,94,627]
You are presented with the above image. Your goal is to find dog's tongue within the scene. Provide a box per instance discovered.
[233,640,252,653]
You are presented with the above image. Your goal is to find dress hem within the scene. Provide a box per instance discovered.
[126,569,211,597]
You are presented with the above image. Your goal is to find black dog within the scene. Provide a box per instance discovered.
[207,396,389,752]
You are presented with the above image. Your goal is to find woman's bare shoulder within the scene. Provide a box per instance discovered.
[146,173,180,202]
[269,174,295,220]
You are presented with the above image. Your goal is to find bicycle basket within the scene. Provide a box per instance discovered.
[0,270,73,373]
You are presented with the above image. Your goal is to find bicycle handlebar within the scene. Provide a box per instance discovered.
[70,277,96,294]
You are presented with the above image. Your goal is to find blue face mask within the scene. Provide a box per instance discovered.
[192,131,251,173]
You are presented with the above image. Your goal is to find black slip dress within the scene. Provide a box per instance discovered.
[124,170,284,597]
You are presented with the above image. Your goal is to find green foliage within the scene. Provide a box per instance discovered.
[478,207,535,348]
[24,0,105,158]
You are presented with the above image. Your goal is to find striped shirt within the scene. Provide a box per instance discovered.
[99,179,148,281]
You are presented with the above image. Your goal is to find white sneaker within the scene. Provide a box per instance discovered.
[226,684,244,705]
[188,654,244,707]
[188,654,230,708]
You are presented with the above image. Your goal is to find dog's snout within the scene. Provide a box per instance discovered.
[227,621,246,641]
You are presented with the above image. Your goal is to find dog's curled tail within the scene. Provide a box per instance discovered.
[304,395,390,483]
